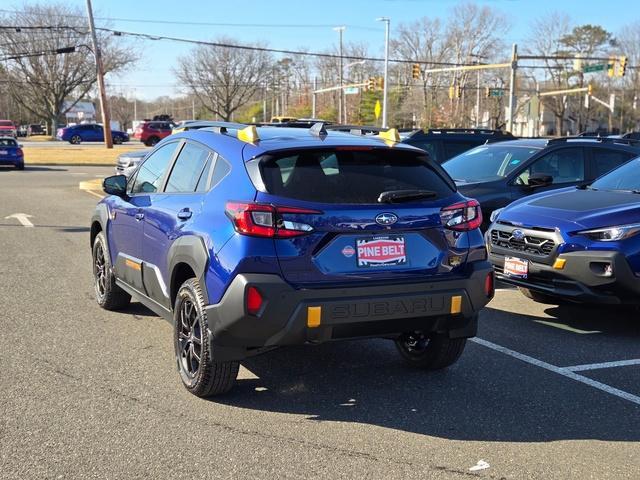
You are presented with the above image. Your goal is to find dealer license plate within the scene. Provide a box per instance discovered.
[504,256,529,278]
[356,236,407,267]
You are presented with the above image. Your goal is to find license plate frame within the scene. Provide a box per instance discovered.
[503,256,529,278]
[356,235,407,268]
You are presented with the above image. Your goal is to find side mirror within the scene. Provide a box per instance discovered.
[527,173,553,188]
[103,174,128,197]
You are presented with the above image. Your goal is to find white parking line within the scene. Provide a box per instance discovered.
[471,337,640,406]
[534,319,601,335]
[566,358,640,372]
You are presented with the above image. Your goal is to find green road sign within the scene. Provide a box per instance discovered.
[489,88,504,97]
[583,63,608,73]
[343,86,359,95]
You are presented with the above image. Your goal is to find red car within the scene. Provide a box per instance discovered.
[132,121,173,146]
[0,120,17,137]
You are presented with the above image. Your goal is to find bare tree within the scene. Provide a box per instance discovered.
[175,37,272,121]
[617,22,640,131]
[0,3,136,135]
[525,13,573,135]
[109,95,134,131]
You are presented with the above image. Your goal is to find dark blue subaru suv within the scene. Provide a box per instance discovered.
[488,155,640,305]
[91,123,494,397]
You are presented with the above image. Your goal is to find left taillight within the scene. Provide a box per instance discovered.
[16,148,23,157]
[225,202,321,238]
[440,199,482,231]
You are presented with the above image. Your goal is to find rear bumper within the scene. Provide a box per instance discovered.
[0,158,22,166]
[490,250,640,304]
[204,261,493,360]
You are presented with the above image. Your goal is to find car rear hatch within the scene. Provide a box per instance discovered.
[236,146,479,286]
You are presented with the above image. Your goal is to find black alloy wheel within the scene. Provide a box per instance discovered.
[177,297,203,378]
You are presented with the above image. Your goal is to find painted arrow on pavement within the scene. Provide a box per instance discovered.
[5,213,34,228]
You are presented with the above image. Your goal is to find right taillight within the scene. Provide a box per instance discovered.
[225,202,321,238]
[440,199,482,231]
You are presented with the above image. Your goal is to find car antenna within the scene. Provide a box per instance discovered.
[309,122,327,137]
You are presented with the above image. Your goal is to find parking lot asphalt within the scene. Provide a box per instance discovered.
[1,165,640,479]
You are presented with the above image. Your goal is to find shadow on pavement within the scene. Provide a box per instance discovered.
[210,332,640,443]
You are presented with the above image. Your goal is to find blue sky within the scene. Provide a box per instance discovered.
[51,0,640,99]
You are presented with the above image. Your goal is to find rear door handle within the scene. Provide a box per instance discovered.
[177,208,192,220]
[134,212,145,221]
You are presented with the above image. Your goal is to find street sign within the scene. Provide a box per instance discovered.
[488,88,504,97]
[583,63,608,73]
[343,87,359,95]
[374,100,381,119]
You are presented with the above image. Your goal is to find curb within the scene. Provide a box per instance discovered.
[79,179,105,199]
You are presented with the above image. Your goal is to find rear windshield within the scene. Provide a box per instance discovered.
[0,138,17,146]
[259,148,455,204]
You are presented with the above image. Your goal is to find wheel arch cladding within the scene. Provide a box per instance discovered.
[90,203,109,247]
[168,235,210,306]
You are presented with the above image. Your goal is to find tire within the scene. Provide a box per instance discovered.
[70,135,82,145]
[395,330,468,370]
[113,136,123,145]
[146,136,160,147]
[92,232,131,310]
[174,278,239,397]
[518,287,560,304]
[15,163,24,170]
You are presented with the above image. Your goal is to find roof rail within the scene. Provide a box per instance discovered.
[325,124,386,135]
[547,136,640,146]
[425,128,513,136]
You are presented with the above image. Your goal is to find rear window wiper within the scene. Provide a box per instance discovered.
[377,189,437,203]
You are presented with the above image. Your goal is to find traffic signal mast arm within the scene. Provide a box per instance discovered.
[417,62,512,75]
[539,86,590,97]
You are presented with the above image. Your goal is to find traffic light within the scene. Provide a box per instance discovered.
[376,76,384,90]
[448,86,455,100]
[411,63,421,79]
[456,85,462,98]
[587,84,593,96]
[619,55,627,77]
[608,57,615,77]
[367,77,375,91]
[485,87,490,98]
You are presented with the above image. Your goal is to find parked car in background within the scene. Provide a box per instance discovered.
[91,123,494,397]
[115,149,149,177]
[401,128,514,164]
[0,120,17,137]
[17,125,28,137]
[488,155,640,305]
[442,137,640,228]
[56,124,129,144]
[133,120,173,146]
[0,137,24,170]
[28,124,45,136]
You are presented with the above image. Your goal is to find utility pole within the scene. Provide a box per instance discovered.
[333,26,346,124]
[312,76,317,118]
[377,17,390,129]
[507,43,517,134]
[85,0,112,148]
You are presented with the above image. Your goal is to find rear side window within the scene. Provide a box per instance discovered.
[165,142,210,193]
[259,148,454,204]
[592,148,635,178]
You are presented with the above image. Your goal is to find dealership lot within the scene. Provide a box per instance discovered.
[1,166,640,479]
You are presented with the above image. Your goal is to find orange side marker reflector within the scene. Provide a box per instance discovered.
[307,306,322,328]
[450,296,462,314]
[553,258,566,270]
[125,259,141,271]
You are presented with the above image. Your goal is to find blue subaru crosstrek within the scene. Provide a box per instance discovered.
[91,123,494,397]
[0,136,24,169]
[488,155,640,305]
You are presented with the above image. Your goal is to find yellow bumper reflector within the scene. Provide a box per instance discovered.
[237,125,259,143]
[450,296,462,314]
[307,306,322,328]
[553,258,566,270]
[125,259,141,271]
[377,127,400,143]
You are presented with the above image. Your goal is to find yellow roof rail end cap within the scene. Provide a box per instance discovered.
[238,125,259,143]
[378,128,400,143]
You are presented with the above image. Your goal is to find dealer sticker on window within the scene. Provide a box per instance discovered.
[503,256,529,278]
[356,236,407,267]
